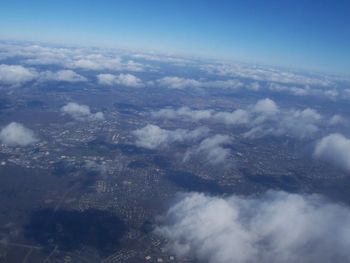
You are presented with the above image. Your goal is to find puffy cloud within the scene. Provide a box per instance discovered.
[201,63,350,101]
[156,191,350,263]
[212,109,250,125]
[71,58,106,71]
[61,102,104,121]
[253,98,279,116]
[184,135,232,165]
[154,99,321,139]
[202,63,332,86]
[269,83,309,96]
[0,122,37,146]
[132,124,209,149]
[156,76,243,90]
[294,108,322,121]
[157,77,201,89]
[70,55,122,71]
[152,99,325,139]
[329,115,347,126]
[70,54,145,72]
[97,73,143,87]
[152,107,251,126]
[245,108,321,139]
[153,99,276,125]
[97,74,115,86]
[40,70,87,82]
[314,133,350,172]
[0,43,148,72]
[0,64,38,86]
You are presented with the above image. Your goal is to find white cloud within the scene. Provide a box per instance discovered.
[245,107,321,139]
[132,124,209,149]
[156,191,350,263]
[0,64,38,86]
[269,83,309,96]
[61,102,104,121]
[97,73,143,87]
[156,76,243,90]
[0,43,148,72]
[40,70,87,82]
[214,109,251,125]
[70,55,122,71]
[153,99,275,125]
[184,135,232,165]
[157,77,201,89]
[314,133,350,172]
[152,107,251,126]
[71,58,105,71]
[329,115,347,126]
[97,74,116,86]
[69,55,145,72]
[203,63,333,86]
[0,122,37,146]
[253,98,279,116]
[152,99,325,139]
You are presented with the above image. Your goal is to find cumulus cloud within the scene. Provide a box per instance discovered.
[156,191,350,263]
[156,76,243,90]
[97,73,143,87]
[61,102,104,121]
[70,55,122,71]
[214,109,251,126]
[184,135,232,165]
[245,107,322,139]
[329,115,347,126]
[0,122,38,146]
[253,98,279,116]
[202,62,332,87]
[0,43,148,73]
[0,64,38,86]
[157,77,201,89]
[40,70,87,82]
[152,107,251,126]
[152,100,275,125]
[69,54,145,72]
[132,124,209,149]
[201,63,350,101]
[269,83,309,96]
[314,133,350,172]
[153,99,325,139]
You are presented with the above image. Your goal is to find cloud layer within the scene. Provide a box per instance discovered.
[0,122,37,146]
[157,191,350,263]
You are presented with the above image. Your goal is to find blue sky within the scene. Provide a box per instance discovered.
[0,0,349,75]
